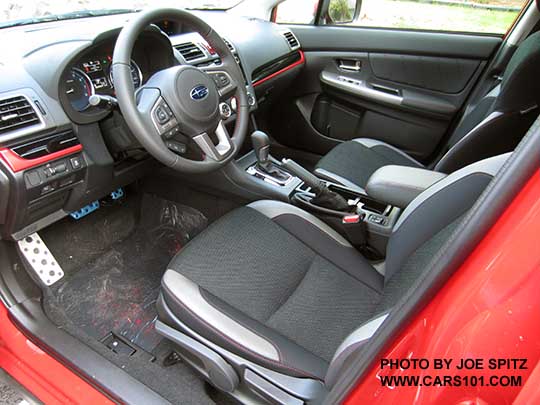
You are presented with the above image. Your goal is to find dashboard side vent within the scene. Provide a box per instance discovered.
[222,38,236,53]
[175,42,205,61]
[0,96,40,135]
[282,31,300,50]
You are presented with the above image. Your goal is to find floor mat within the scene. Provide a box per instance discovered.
[44,193,207,353]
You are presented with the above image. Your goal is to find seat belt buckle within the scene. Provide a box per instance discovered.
[342,214,362,224]
[341,214,367,246]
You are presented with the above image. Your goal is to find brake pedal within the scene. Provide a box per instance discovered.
[18,233,64,286]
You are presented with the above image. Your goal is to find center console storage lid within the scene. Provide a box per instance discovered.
[366,165,447,208]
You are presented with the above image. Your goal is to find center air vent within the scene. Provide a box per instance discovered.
[0,96,40,135]
[175,42,205,62]
[282,31,300,50]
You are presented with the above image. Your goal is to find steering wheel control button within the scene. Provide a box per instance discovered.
[210,72,231,89]
[163,126,181,139]
[219,102,232,119]
[152,98,179,135]
[155,105,170,124]
[166,140,187,154]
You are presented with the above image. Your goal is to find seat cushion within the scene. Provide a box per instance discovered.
[316,138,423,189]
[159,201,383,380]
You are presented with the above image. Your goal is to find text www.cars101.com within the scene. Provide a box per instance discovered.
[379,374,522,387]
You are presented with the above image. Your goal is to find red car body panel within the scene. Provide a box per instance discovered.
[1,171,539,403]
[0,303,113,404]
[346,169,540,404]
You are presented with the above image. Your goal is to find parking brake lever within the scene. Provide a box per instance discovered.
[281,158,349,211]
[281,159,325,193]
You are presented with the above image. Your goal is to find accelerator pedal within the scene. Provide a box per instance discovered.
[70,201,99,220]
[18,233,64,286]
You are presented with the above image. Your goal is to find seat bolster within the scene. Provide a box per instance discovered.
[325,313,388,388]
[160,269,328,380]
[249,201,384,291]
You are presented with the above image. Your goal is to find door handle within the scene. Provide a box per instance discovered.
[338,59,361,72]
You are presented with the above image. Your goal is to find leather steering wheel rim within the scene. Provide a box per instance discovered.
[112,8,249,173]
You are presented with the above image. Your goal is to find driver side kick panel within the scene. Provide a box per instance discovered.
[268,26,502,162]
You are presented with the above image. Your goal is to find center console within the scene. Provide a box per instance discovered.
[238,131,401,258]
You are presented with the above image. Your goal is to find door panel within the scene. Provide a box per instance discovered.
[369,54,480,94]
[265,26,502,162]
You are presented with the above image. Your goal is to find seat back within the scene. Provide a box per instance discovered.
[434,31,540,173]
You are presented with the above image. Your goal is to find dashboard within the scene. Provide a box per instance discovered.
[0,10,305,240]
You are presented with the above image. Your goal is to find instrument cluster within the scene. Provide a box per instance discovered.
[64,54,143,112]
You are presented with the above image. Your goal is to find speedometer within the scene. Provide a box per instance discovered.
[64,68,94,112]
[109,60,143,90]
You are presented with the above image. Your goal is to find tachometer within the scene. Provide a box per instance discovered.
[109,60,143,90]
[64,68,94,112]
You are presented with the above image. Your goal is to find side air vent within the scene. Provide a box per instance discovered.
[11,131,79,160]
[0,96,41,135]
[175,42,205,61]
[222,38,236,53]
[282,31,300,50]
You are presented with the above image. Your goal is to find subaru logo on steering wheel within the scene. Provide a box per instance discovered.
[190,85,209,101]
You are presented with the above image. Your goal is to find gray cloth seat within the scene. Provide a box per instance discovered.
[316,31,540,190]
[157,154,509,389]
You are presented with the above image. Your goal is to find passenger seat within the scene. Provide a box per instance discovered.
[315,31,540,190]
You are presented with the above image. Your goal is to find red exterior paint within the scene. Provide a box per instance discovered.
[0,144,83,173]
[253,51,305,87]
[0,303,114,405]
[346,169,540,404]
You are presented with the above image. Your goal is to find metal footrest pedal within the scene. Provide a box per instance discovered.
[18,233,64,286]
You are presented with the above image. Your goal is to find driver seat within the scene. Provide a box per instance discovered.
[156,154,508,403]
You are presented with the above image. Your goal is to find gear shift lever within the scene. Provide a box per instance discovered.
[251,131,271,170]
[250,131,291,182]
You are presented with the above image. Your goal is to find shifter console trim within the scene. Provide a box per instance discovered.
[247,164,294,187]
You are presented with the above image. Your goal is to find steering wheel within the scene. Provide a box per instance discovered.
[112,8,249,173]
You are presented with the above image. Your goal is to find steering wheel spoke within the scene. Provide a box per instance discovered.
[193,121,234,162]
